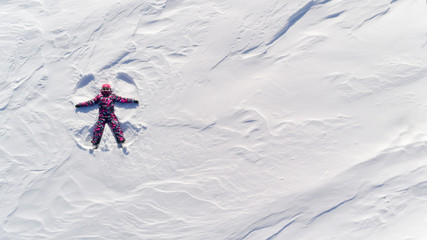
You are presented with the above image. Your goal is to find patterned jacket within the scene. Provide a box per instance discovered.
[77,93,135,117]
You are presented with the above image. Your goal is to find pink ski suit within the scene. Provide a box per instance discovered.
[76,91,137,145]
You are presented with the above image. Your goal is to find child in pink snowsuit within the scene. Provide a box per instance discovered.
[75,84,138,146]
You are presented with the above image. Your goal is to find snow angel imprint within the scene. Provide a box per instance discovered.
[75,84,138,148]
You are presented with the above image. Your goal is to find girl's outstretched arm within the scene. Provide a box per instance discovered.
[75,95,101,108]
[114,94,138,104]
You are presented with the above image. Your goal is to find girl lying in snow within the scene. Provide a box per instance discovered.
[75,84,138,148]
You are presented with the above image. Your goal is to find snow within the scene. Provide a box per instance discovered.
[1,0,427,239]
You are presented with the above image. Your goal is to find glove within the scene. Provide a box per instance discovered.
[133,100,139,104]
[75,104,80,108]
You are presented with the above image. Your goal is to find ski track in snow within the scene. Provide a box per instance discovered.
[1,0,427,239]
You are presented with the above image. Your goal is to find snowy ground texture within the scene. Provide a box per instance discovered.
[1,0,427,239]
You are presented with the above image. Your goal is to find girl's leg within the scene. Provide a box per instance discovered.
[108,114,125,143]
[91,117,107,144]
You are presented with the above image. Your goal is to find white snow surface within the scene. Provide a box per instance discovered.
[1,0,427,239]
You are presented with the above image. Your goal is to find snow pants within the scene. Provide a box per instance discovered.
[91,113,125,144]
